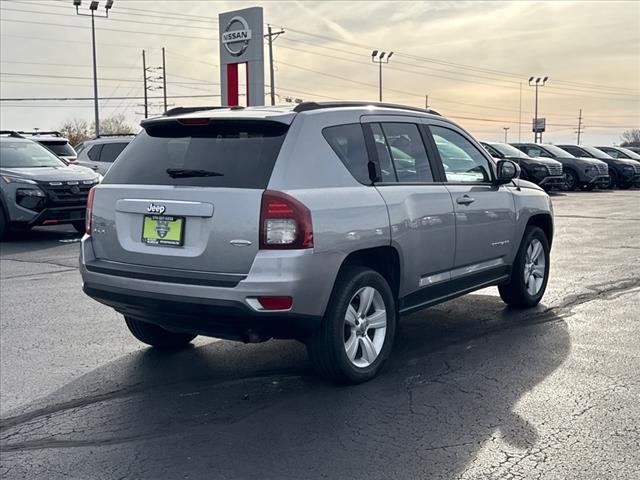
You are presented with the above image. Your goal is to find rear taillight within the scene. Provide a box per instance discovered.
[259,190,313,249]
[85,186,96,235]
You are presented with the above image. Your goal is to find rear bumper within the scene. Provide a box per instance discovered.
[83,282,321,341]
[80,237,340,340]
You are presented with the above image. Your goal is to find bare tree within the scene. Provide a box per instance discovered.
[620,129,640,147]
[58,118,91,147]
[96,115,135,136]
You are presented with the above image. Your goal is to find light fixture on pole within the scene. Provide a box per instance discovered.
[528,76,548,144]
[73,0,113,138]
[371,50,393,102]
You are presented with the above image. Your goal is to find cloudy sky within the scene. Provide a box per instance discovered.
[1,0,638,144]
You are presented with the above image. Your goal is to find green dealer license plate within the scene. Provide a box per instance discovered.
[142,215,185,246]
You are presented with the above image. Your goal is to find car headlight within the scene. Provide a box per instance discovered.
[623,166,634,173]
[532,165,548,175]
[16,187,46,211]
[1,174,37,185]
[584,167,597,176]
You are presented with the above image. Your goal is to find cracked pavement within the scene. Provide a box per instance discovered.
[1,190,639,479]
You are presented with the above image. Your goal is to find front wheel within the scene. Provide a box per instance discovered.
[608,170,618,189]
[307,267,396,384]
[125,316,196,350]
[499,226,550,308]
[564,170,579,191]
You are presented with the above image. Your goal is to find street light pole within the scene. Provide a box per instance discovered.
[528,76,548,144]
[73,0,113,138]
[503,127,510,143]
[371,50,393,102]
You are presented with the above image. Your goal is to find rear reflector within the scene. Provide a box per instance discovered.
[257,296,293,310]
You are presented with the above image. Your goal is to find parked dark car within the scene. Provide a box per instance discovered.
[558,144,640,189]
[625,147,640,155]
[596,146,640,165]
[481,141,565,190]
[511,143,609,191]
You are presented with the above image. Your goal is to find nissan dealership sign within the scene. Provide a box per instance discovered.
[222,16,252,57]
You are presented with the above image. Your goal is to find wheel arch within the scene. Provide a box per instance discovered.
[336,246,401,302]
[526,213,553,247]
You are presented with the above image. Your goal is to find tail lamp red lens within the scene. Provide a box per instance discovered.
[85,186,96,235]
[259,190,313,249]
[257,296,293,310]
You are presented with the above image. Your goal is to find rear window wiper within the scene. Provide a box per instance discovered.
[166,168,224,178]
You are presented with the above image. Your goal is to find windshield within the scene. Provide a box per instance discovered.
[38,141,76,157]
[0,140,68,168]
[618,147,640,159]
[544,145,575,158]
[579,145,613,159]
[491,143,529,158]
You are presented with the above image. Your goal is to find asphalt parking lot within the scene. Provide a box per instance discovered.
[1,190,638,480]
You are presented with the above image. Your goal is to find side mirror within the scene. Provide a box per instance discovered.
[495,159,520,185]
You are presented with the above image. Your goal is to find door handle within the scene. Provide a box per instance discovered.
[456,195,475,206]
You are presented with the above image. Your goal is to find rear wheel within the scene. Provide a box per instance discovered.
[307,267,396,384]
[564,169,578,191]
[72,220,86,234]
[124,316,196,350]
[499,226,550,308]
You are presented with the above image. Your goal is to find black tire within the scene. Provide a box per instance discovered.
[618,182,631,190]
[72,220,86,234]
[307,267,397,384]
[580,183,595,191]
[0,208,7,241]
[608,170,618,189]
[124,316,196,350]
[499,226,550,308]
[564,169,579,191]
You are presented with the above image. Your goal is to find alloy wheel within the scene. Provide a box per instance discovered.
[343,286,387,368]
[523,239,546,296]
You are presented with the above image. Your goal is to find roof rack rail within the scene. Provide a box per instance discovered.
[18,130,63,137]
[164,106,228,117]
[0,130,24,138]
[96,133,136,138]
[293,101,441,116]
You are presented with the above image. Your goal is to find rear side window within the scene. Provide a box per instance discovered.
[322,124,370,184]
[99,142,128,163]
[380,123,433,182]
[87,145,102,161]
[104,121,289,188]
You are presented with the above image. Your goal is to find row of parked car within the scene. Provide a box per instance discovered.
[481,141,640,191]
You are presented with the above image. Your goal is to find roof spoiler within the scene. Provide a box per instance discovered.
[18,130,63,137]
[0,130,24,138]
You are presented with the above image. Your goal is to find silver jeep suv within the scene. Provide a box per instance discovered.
[80,102,554,384]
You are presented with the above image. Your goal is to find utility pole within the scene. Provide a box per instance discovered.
[503,127,510,143]
[371,50,393,102]
[425,94,429,109]
[265,25,285,106]
[528,76,549,144]
[142,50,148,119]
[576,108,584,144]
[73,0,114,138]
[162,47,167,113]
[518,82,522,142]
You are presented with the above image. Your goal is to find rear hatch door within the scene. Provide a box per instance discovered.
[91,118,290,275]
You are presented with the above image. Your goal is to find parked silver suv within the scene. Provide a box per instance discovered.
[80,102,554,383]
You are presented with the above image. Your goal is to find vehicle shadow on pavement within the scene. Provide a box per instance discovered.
[0,227,81,256]
[0,293,570,480]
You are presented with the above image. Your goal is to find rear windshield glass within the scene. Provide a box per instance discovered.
[103,120,289,188]
[39,141,76,157]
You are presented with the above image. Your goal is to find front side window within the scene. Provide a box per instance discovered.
[322,124,370,184]
[0,140,67,168]
[430,126,492,183]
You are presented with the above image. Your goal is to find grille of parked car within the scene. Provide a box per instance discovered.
[596,163,608,174]
[38,181,96,207]
[547,164,563,176]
